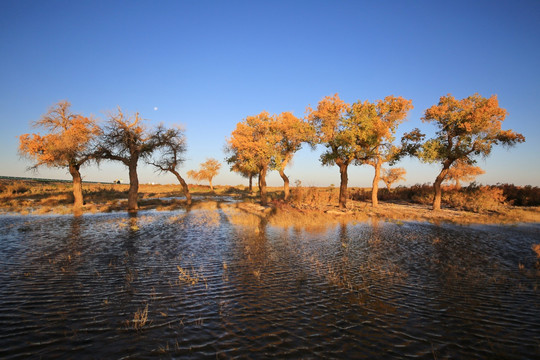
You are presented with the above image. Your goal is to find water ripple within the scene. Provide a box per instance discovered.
[0,211,538,359]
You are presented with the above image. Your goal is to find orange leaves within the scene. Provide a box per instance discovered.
[307,93,350,143]
[445,160,485,187]
[18,101,99,169]
[350,95,413,145]
[227,111,280,170]
[420,93,524,210]
[421,93,524,163]
[188,158,221,189]
[423,93,507,135]
[381,167,407,190]
[226,109,312,195]
[199,158,221,180]
[307,93,413,168]
[273,111,313,169]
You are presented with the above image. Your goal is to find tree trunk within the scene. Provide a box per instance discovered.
[371,158,382,207]
[248,174,253,192]
[433,166,450,211]
[259,167,268,206]
[172,170,191,205]
[69,163,83,212]
[337,161,349,209]
[127,160,139,211]
[209,179,214,191]
[257,173,261,192]
[279,158,290,201]
[278,169,290,201]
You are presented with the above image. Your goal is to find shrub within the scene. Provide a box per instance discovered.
[8,183,31,194]
[290,187,337,208]
[498,184,540,206]
[443,183,506,212]
[349,188,370,201]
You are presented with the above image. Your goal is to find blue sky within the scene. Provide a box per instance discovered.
[1,0,539,187]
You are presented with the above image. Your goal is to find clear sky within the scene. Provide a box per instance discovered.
[1,0,539,187]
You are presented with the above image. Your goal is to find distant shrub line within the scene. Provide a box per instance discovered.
[290,183,539,213]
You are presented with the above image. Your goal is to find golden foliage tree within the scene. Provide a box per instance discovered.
[349,96,414,207]
[186,169,201,184]
[419,93,525,210]
[18,100,99,211]
[381,167,406,191]
[188,158,221,191]
[273,112,314,200]
[226,111,279,205]
[149,124,192,205]
[308,94,372,209]
[95,108,158,211]
[444,159,485,188]
[225,152,258,192]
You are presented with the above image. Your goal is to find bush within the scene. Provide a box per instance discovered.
[350,183,507,212]
[498,184,540,206]
[8,183,31,194]
[290,187,338,208]
[443,183,506,212]
[356,184,433,205]
[349,188,370,201]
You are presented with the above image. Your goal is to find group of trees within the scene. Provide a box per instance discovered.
[227,93,524,210]
[19,92,525,214]
[225,111,312,205]
[19,102,200,212]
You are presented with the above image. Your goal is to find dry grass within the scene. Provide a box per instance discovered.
[224,199,540,227]
[130,304,149,331]
[533,244,540,258]
[176,265,199,285]
[1,179,538,225]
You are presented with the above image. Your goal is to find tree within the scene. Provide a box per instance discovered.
[188,158,221,191]
[186,169,202,185]
[273,112,314,200]
[419,93,525,210]
[381,167,406,191]
[349,96,413,207]
[443,159,485,188]
[225,153,258,192]
[226,111,278,205]
[149,124,192,205]
[18,100,99,211]
[307,94,358,209]
[95,108,158,211]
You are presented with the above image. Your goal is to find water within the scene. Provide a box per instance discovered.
[0,207,539,359]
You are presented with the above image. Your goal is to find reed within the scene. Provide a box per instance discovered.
[131,304,149,330]
[533,244,540,258]
[176,265,199,285]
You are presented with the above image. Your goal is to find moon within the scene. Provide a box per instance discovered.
[154,107,158,111]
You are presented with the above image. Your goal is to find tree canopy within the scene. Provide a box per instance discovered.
[381,167,407,191]
[307,94,355,208]
[226,111,279,205]
[419,93,525,210]
[188,158,221,191]
[149,124,192,204]
[95,108,159,211]
[443,159,485,188]
[19,100,99,210]
[349,96,413,206]
[272,111,313,200]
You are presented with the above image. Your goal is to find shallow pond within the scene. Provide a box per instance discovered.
[0,207,539,359]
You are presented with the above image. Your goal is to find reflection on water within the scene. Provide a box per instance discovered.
[0,208,539,359]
